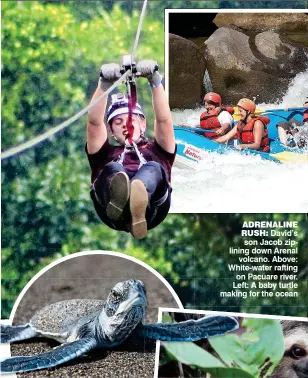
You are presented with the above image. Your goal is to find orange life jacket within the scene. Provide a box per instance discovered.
[236,116,270,152]
[200,107,234,139]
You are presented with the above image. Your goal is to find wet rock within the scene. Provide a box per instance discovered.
[205,27,257,72]
[214,13,308,33]
[169,33,206,109]
[255,31,291,59]
[204,27,308,104]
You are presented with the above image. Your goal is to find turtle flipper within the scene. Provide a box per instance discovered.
[138,315,239,341]
[0,337,97,373]
[0,324,38,343]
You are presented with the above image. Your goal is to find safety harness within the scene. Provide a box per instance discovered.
[117,54,147,169]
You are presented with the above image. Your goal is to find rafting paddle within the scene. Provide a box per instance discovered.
[232,105,307,120]
[236,105,308,116]
[174,125,228,134]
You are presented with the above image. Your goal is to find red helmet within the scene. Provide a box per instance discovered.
[204,92,221,106]
[237,98,256,114]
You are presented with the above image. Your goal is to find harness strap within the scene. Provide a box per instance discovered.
[92,187,104,208]
[117,144,129,166]
[152,187,169,206]
[200,114,217,121]
[132,141,147,167]
[117,140,147,169]
[126,79,137,144]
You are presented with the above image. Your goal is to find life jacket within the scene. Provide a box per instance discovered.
[303,108,308,122]
[236,116,270,152]
[200,107,234,139]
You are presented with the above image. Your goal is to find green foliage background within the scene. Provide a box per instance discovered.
[220,1,307,8]
[1,2,308,319]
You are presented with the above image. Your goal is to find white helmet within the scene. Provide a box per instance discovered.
[107,93,145,125]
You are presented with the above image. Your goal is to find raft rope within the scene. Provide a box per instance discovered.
[1,0,148,161]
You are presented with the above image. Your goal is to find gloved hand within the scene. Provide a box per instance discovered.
[99,63,121,91]
[136,60,162,88]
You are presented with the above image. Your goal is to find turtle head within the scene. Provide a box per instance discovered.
[100,280,147,344]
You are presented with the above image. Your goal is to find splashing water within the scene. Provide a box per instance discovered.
[258,69,308,109]
[170,70,308,213]
[279,69,308,107]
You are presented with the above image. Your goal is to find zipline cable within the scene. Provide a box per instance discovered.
[1,0,149,161]
[124,0,147,144]
[131,0,147,63]
[1,73,128,160]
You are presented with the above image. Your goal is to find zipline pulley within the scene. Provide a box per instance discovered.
[121,54,137,83]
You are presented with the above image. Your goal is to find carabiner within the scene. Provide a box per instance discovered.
[121,54,137,83]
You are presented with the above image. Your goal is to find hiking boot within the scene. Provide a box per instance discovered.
[130,179,148,239]
[106,172,130,221]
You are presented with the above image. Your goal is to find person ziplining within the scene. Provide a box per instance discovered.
[1,1,175,239]
[86,59,176,239]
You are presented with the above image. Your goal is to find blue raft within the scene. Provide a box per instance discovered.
[174,109,308,166]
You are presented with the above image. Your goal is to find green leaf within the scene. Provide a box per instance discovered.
[163,341,255,378]
[163,341,224,367]
[209,318,284,377]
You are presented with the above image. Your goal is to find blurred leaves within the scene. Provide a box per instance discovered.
[219,1,307,8]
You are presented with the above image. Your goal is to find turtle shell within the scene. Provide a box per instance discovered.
[30,299,105,335]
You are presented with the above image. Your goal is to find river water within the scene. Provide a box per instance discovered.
[170,69,308,213]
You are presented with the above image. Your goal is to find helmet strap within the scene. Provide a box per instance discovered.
[112,134,120,143]
[240,109,250,124]
[244,111,249,123]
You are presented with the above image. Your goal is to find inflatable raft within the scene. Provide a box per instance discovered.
[174,109,308,167]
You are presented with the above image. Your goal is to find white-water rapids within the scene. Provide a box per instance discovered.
[170,70,308,213]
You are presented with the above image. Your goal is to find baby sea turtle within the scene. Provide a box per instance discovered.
[0,280,238,373]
